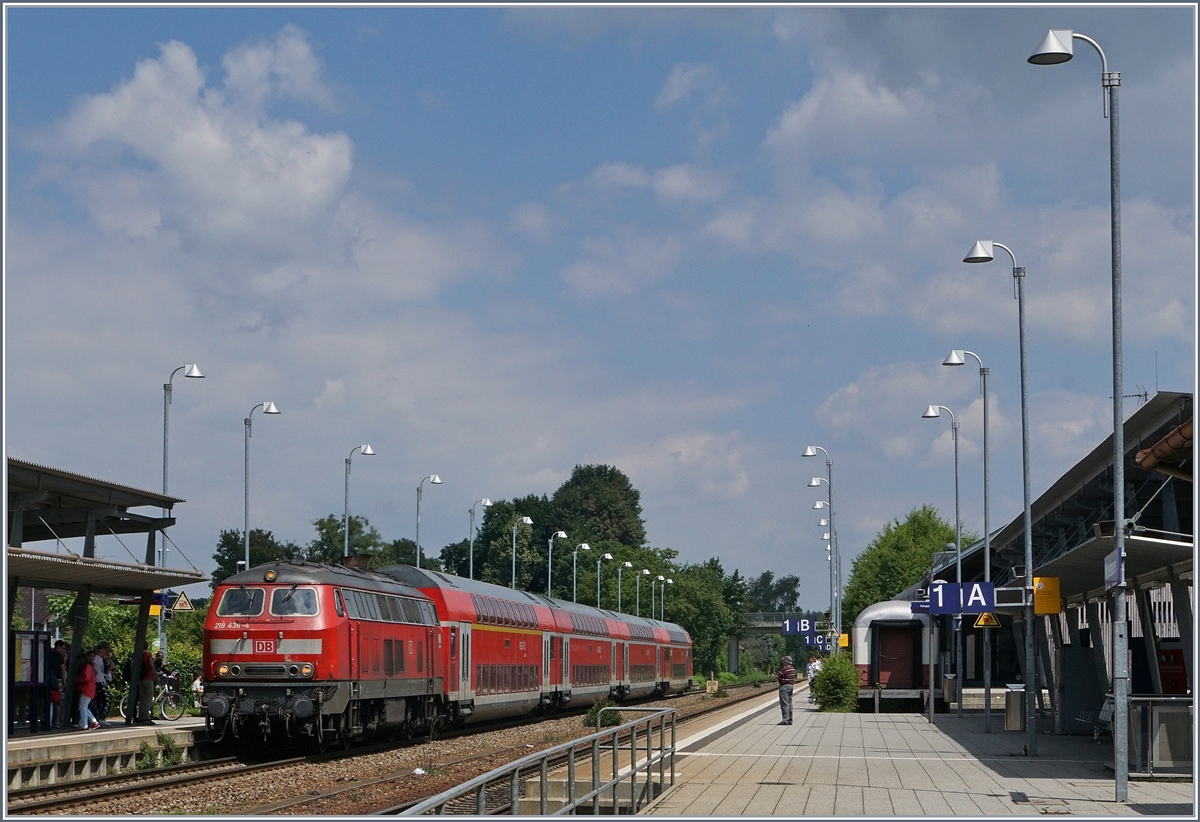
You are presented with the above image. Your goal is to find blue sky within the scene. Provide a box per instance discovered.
[5,6,1195,606]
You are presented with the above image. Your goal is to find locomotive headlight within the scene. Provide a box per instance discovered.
[300,663,314,677]
[218,664,230,677]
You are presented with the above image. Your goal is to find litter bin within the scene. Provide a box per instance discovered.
[1004,684,1025,731]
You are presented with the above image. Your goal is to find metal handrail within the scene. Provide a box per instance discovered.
[399,707,677,815]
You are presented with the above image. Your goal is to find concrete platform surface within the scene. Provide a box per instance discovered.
[649,695,1195,817]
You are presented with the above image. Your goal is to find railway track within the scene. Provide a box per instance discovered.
[7,682,774,815]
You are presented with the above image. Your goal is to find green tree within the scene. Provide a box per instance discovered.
[439,538,471,577]
[211,529,301,590]
[669,558,742,676]
[303,514,384,565]
[550,464,647,549]
[367,537,428,571]
[163,599,208,678]
[745,571,801,612]
[841,505,973,630]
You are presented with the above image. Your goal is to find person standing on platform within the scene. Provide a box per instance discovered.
[50,640,68,728]
[136,647,157,725]
[806,653,822,702]
[775,655,796,725]
[74,650,100,730]
[92,643,113,726]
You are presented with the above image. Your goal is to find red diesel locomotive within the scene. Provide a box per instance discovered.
[202,561,693,745]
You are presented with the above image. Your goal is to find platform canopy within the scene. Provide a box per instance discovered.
[7,545,206,596]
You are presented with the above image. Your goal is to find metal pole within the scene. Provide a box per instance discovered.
[981,364,993,733]
[953,420,963,717]
[511,523,517,589]
[827,458,838,635]
[416,483,423,569]
[547,537,553,596]
[161,377,171,655]
[469,506,476,580]
[573,550,578,603]
[1106,64,1129,804]
[244,414,252,571]
[597,558,602,608]
[1016,266,1036,757]
[344,455,352,558]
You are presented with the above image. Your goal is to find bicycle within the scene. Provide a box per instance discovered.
[118,680,186,721]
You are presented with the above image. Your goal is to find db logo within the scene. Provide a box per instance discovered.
[254,639,276,654]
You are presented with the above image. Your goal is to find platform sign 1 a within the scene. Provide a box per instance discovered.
[781,617,812,636]
[929,582,995,615]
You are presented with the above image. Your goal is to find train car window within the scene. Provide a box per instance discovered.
[479,598,492,624]
[400,598,422,624]
[384,639,394,676]
[333,589,345,617]
[416,642,424,673]
[216,587,264,617]
[423,602,438,625]
[270,587,319,616]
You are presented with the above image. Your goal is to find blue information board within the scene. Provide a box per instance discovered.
[781,617,813,635]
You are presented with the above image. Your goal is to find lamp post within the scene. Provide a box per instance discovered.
[652,574,664,619]
[511,516,533,588]
[597,553,613,607]
[162,363,203,659]
[573,543,590,602]
[808,474,839,635]
[636,569,650,617]
[468,499,492,580]
[944,348,993,732]
[548,531,567,596]
[343,445,376,558]
[803,446,838,634]
[661,578,673,621]
[244,402,281,570]
[415,475,443,570]
[1029,29,1126,796]
[963,239,1036,756]
[922,404,963,717]
[814,500,834,634]
[617,562,632,612]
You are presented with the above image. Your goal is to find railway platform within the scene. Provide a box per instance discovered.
[647,693,1194,817]
[7,718,209,790]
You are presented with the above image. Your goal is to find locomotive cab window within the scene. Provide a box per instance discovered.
[333,589,345,617]
[271,587,319,616]
[217,587,264,617]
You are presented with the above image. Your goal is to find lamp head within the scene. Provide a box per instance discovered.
[657,575,665,581]
[602,552,613,560]
[482,498,493,507]
[553,530,567,539]
[807,477,821,487]
[360,444,375,455]
[184,364,204,378]
[922,405,942,419]
[430,475,442,485]
[518,516,533,525]
[578,543,590,551]
[813,500,827,510]
[943,350,966,367]
[963,240,994,264]
[666,578,673,584]
[622,561,633,568]
[802,446,818,458]
[641,568,650,575]
[823,533,831,541]
[263,401,281,414]
[819,518,829,527]
[1029,29,1074,65]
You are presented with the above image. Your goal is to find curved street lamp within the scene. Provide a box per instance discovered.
[803,446,839,634]
[661,578,673,621]
[468,498,492,580]
[651,574,664,620]
[963,239,1036,755]
[1030,29,1126,793]
[244,401,281,570]
[415,475,443,570]
[617,562,633,613]
[573,543,590,603]
[161,363,203,659]
[944,348,994,732]
[636,569,650,617]
[597,553,614,607]
[548,531,567,596]
[344,445,376,558]
[923,403,963,717]
[511,516,533,588]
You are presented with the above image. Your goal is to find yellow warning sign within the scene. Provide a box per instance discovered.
[172,592,194,612]
[149,605,161,616]
[1033,577,1062,615]
[974,612,1001,628]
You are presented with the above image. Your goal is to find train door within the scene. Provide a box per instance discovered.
[562,636,571,693]
[623,642,630,684]
[549,635,562,689]
[543,634,551,689]
[459,623,472,697]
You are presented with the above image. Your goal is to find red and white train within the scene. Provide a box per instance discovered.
[201,561,693,745]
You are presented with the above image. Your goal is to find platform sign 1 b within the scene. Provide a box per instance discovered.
[781,617,812,636]
[929,581,995,615]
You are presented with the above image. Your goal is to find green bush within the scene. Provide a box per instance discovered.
[584,699,622,728]
[157,732,184,767]
[136,740,158,770]
[810,652,859,712]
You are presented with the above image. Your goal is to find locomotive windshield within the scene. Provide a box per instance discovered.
[216,587,265,617]
[271,587,319,616]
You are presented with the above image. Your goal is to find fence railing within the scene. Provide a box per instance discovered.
[398,707,677,815]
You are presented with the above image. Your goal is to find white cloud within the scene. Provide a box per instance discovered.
[651,164,730,204]
[561,231,684,298]
[655,63,726,110]
[587,161,651,191]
